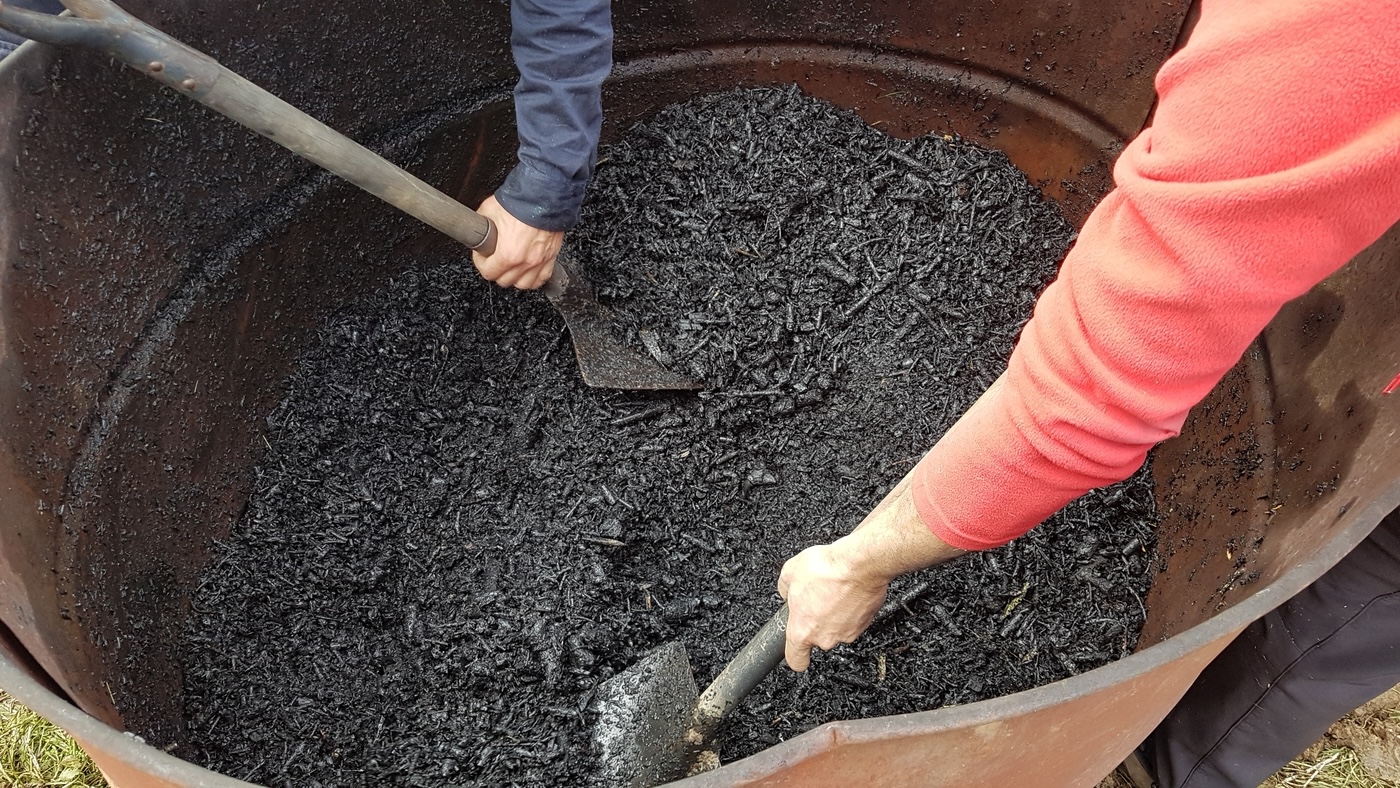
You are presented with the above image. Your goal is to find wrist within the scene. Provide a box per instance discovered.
[496,161,587,232]
[831,480,967,583]
[829,533,900,587]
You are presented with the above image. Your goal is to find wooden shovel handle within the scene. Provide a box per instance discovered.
[687,603,789,741]
[0,0,497,254]
[682,475,922,740]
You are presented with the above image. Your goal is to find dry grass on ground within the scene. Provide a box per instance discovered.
[0,694,107,788]
[1261,686,1400,788]
[1,688,1396,788]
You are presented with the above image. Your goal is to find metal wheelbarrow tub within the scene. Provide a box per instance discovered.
[1,0,1398,785]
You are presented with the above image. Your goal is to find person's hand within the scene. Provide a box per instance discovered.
[777,471,967,672]
[778,543,889,672]
[471,195,563,290]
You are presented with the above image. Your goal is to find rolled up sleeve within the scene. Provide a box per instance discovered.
[910,0,1400,550]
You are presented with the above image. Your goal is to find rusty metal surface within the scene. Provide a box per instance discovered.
[1141,225,1400,645]
[1140,347,1278,641]
[612,0,1184,142]
[5,0,1395,787]
[0,38,111,720]
[678,629,1240,788]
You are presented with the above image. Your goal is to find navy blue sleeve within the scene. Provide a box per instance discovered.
[496,0,613,232]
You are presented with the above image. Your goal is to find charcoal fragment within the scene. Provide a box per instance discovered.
[180,85,1156,787]
[662,597,702,622]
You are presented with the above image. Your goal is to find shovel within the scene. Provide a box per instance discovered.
[596,581,934,787]
[0,0,701,392]
[595,473,937,787]
[595,605,790,788]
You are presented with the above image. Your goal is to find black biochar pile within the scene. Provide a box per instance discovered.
[180,86,1157,787]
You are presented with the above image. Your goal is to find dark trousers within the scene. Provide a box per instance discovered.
[1151,508,1400,788]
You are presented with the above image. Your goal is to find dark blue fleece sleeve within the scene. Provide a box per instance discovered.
[496,0,612,232]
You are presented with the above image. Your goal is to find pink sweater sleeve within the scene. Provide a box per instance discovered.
[911,0,1400,551]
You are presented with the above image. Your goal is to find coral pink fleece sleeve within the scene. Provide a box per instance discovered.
[911,0,1400,551]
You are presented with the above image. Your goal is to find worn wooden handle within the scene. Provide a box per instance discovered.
[688,603,789,740]
[0,0,497,253]
[204,69,497,252]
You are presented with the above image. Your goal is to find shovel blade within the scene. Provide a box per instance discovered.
[594,641,700,788]
[546,259,703,392]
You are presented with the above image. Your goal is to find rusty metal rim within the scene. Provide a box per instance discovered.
[674,487,1400,785]
[0,13,53,64]
[0,489,1390,788]
[0,652,257,786]
[612,42,1125,149]
[0,36,38,66]
[3,22,1393,788]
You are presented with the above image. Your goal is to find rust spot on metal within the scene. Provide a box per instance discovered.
[14,2,1397,787]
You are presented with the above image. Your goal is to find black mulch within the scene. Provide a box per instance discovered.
[179,86,1157,787]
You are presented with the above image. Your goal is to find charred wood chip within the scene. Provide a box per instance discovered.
[181,85,1156,786]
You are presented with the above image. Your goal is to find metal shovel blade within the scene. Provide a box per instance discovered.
[545,258,703,391]
[594,641,701,788]
[0,3,700,393]
[593,606,790,787]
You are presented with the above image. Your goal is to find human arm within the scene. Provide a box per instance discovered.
[778,471,965,672]
[910,0,1400,550]
[473,0,612,289]
[781,0,1400,667]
